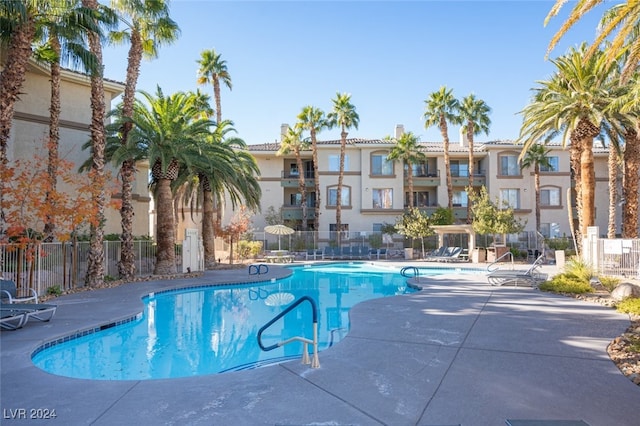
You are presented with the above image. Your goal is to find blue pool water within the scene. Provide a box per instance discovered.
[32,263,471,380]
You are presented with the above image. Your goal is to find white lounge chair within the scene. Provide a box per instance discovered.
[0,303,57,326]
[1,279,38,304]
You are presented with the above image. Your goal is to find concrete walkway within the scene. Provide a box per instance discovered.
[1,262,639,425]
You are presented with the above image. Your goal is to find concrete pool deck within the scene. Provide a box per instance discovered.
[1,261,639,425]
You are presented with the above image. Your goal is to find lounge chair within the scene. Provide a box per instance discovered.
[487,255,547,287]
[424,246,447,261]
[437,246,463,262]
[0,308,28,330]
[0,303,57,325]
[1,279,38,304]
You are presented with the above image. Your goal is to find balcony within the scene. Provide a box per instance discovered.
[451,170,486,187]
[282,204,316,220]
[409,170,440,187]
[281,171,315,188]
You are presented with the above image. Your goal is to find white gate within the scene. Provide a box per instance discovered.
[182,229,203,273]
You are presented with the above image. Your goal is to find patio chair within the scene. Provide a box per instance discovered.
[377,248,388,259]
[1,279,38,304]
[0,302,57,325]
[424,246,447,261]
[0,308,28,330]
[437,247,463,262]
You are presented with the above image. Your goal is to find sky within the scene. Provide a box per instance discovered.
[101,0,611,145]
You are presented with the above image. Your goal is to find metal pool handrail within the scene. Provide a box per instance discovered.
[400,266,420,278]
[257,295,320,368]
[486,251,515,273]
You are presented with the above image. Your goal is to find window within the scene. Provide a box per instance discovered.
[450,160,469,177]
[329,223,349,240]
[540,223,560,238]
[289,163,299,176]
[499,154,520,176]
[371,153,393,176]
[372,223,383,233]
[452,190,468,207]
[500,189,520,209]
[540,156,559,172]
[290,193,301,206]
[372,188,393,209]
[406,191,429,207]
[329,154,349,172]
[327,186,350,206]
[540,187,561,206]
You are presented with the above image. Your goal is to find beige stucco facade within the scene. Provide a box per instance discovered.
[233,125,616,247]
[2,55,151,237]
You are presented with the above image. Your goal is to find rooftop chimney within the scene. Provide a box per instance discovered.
[459,127,468,147]
[395,124,405,139]
[280,123,289,142]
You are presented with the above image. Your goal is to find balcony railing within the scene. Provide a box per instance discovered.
[282,204,317,220]
[281,170,315,188]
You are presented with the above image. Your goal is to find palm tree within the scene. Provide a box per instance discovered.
[111,87,213,275]
[196,48,232,125]
[327,93,359,246]
[174,119,261,269]
[520,143,553,233]
[385,131,425,209]
[423,86,460,209]
[458,94,491,222]
[81,0,118,286]
[33,1,101,239]
[277,126,309,231]
[545,0,640,82]
[518,44,616,241]
[109,0,179,279]
[297,105,326,233]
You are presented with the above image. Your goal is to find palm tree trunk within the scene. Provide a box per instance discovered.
[154,178,177,275]
[407,161,414,208]
[336,129,347,246]
[607,142,618,238]
[295,147,307,231]
[84,0,106,287]
[202,180,216,269]
[214,79,222,124]
[569,133,583,246]
[622,129,639,238]
[311,128,321,234]
[0,16,36,235]
[439,116,452,209]
[467,127,475,223]
[43,36,62,240]
[580,137,596,237]
[534,164,541,232]
[118,30,143,281]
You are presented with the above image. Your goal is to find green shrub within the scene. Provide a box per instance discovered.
[563,257,594,283]
[615,297,640,316]
[539,273,593,294]
[46,285,62,296]
[597,276,621,293]
[104,275,117,282]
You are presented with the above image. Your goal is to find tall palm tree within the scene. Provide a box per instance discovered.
[518,44,616,241]
[520,143,553,233]
[277,126,309,231]
[109,0,179,279]
[458,94,491,221]
[297,105,326,233]
[327,93,359,246]
[385,131,425,209]
[33,1,101,239]
[423,86,460,209]
[545,0,640,82]
[81,0,118,286]
[111,87,213,275]
[196,48,231,125]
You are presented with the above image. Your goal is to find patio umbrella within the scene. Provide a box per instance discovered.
[264,224,295,250]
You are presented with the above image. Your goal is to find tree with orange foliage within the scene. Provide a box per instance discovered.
[217,207,252,265]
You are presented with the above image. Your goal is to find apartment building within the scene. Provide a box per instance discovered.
[1,53,151,237]
[242,124,612,244]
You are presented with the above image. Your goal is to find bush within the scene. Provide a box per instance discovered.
[563,257,594,283]
[539,273,593,294]
[46,285,62,296]
[615,297,640,316]
[598,276,621,293]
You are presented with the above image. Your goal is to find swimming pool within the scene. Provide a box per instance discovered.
[32,263,470,380]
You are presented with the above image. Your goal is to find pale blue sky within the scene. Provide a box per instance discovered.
[102,0,609,145]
